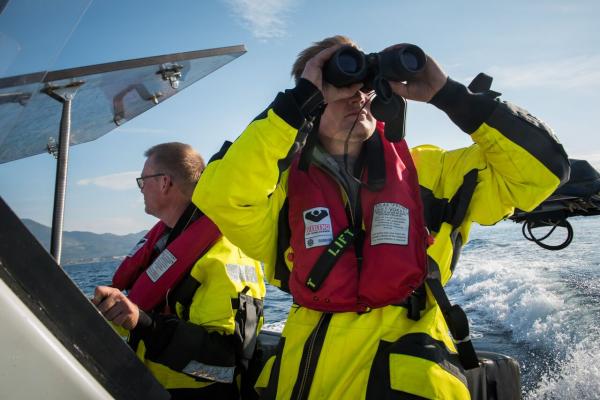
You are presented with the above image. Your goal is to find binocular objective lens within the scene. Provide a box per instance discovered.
[401,52,420,72]
[338,53,360,74]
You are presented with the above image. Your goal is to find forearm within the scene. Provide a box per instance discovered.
[430,77,497,131]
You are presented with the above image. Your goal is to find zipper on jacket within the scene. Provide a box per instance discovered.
[316,165,357,225]
[319,165,365,273]
[291,313,332,400]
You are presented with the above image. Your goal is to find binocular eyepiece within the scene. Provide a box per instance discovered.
[322,44,427,141]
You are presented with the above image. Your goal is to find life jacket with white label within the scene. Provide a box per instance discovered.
[112,212,221,311]
[287,127,429,312]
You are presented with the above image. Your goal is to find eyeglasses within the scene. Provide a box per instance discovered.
[136,173,166,189]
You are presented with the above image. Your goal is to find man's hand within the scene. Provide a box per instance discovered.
[92,286,139,330]
[384,44,448,103]
[300,44,363,104]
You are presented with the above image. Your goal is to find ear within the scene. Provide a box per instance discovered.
[160,175,172,193]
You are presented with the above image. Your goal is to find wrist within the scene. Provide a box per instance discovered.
[429,77,498,134]
[272,78,324,130]
[131,309,154,334]
[290,78,324,118]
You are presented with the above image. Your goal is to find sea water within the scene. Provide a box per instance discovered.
[65,217,600,399]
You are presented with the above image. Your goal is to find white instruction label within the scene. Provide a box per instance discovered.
[371,202,409,245]
[146,249,177,282]
[303,207,334,249]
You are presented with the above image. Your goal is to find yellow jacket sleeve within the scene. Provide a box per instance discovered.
[413,89,570,284]
[193,110,293,270]
[187,236,266,334]
[413,105,569,226]
[194,79,325,285]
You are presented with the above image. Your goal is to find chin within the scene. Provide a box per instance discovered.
[352,122,376,139]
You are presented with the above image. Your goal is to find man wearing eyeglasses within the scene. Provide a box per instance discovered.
[93,142,266,399]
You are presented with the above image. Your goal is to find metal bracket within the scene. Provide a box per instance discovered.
[0,92,32,106]
[158,64,183,89]
[43,81,85,102]
[112,84,163,125]
[47,137,58,159]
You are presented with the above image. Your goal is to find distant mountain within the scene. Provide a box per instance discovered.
[22,219,147,265]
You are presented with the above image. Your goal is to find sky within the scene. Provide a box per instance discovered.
[1,0,599,234]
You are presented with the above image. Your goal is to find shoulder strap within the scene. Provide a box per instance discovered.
[166,274,201,320]
[448,168,478,230]
[127,214,221,311]
[421,168,479,233]
[112,221,168,290]
[232,287,264,370]
[274,199,292,292]
[421,170,479,370]
[166,203,201,246]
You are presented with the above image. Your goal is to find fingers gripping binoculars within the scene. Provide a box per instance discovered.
[323,44,427,141]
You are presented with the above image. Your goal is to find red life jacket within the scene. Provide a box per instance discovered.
[112,215,221,311]
[287,127,428,312]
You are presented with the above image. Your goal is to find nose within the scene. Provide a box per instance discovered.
[349,90,370,107]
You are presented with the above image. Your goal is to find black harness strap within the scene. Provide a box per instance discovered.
[397,285,426,321]
[422,170,480,369]
[426,258,479,370]
[232,286,264,370]
[396,169,480,322]
[167,203,203,246]
[305,228,357,291]
[448,169,479,229]
[167,275,201,320]
[420,168,479,234]
[274,199,292,293]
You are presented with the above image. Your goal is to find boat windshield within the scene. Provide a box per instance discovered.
[0,0,245,164]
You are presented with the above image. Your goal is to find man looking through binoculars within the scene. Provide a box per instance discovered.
[193,35,569,399]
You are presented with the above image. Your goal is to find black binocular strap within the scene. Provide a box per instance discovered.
[362,132,386,192]
[298,115,320,172]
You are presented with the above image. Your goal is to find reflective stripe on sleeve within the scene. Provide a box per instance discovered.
[182,360,235,383]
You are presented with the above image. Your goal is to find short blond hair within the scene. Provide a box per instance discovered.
[291,35,358,83]
[144,142,205,197]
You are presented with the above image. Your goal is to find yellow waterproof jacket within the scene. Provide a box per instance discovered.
[122,235,266,392]
[193,78,569,399]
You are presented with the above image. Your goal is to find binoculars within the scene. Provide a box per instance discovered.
[324,44,426,88]
[323,44,427,140]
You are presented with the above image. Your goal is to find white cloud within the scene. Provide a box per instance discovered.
[486,55,600,90]
[224,0,296,40]
[77,171,138,191]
